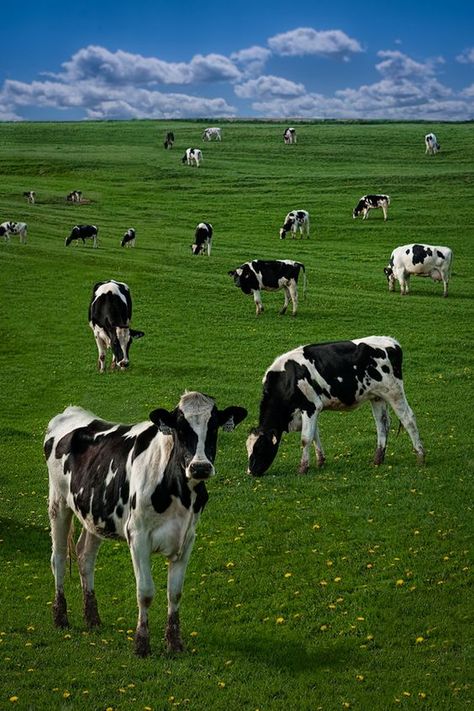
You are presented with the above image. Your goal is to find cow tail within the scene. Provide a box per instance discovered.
[67,518,77,576]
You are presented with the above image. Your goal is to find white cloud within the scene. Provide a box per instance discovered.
[457,48,474,64]
[375,50,443,80]
[234,75,305,99]
[231,46,271,77]
[268,27,362,59]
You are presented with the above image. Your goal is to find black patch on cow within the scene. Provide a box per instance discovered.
[44,436,54,460]
[258,359,319,435]
[130,493,137,510]
[132,425,158,462]
[412,244,432,265]
[116,505,124,518]
[437,250,445,259]
[193,482,209,513]
[386,345,403,380]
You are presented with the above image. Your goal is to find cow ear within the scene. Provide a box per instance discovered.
[149,408,176,434]
[130,329,145,339]
[228,270,236,277]
[218,406,248,431]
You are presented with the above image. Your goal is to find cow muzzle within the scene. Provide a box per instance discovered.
[118,359,129,369]
[188,461,214,480]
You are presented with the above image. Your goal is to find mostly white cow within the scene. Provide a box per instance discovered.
[202,127,221,141]
[279,210,310,239]
[182,148,202,167]
[44,392,247,655]
[353,194,390,221]
[88,280,144,372]
[164,131,175,149]
[23,191,36,204]
[246,336,425,476]
[228,259,306,316]
[65,224,98,247]
[384,243,453,297]
[0,221,28,244]
[192,222,212,255]
[425,133,440,155]
[121,228,136,248]
[283,127,297,144]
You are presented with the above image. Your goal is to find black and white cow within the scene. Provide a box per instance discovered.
[283,127,297,144]
[425,133,440,155]
[192,222,213,255]
[279,210,310,239]
[44,392,247,656]
[67,190,82,203]
[182,148,202,167]
[88,280,144,372]
[164,131,175,149]
[353,194,390,221]
[384,243,453,297]
[0,221,28,244]
[121,228,136,248]
[23,191,36,204]
[228,259,306,316]
[202,127,221,141]
[247,336,425,476]
[65,224,99,248]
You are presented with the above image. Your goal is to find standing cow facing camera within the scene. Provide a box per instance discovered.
[425,133,440,155]
[192,222,212,255]
[182,148,202,167]
[88,280,144,372]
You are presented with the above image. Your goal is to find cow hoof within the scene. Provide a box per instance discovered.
[298,463,309,475]
[134,629,151,657]
[316,456,326,468]
[52,592,69,628]
[373,448,385,466]
[84,591,101,628]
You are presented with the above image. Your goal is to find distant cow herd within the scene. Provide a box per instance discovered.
[3,124,452,658]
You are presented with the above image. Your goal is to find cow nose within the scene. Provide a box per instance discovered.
[189,462,213,479]
[119,360,129,369]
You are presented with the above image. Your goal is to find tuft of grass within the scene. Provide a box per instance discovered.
[1,119,473,710]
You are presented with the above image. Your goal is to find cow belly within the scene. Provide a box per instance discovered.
[149,506,196,560]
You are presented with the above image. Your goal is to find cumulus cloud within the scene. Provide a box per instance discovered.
[268,27,362,59]
[231,46,271,77]
[234,75,305,99]
[375,50,443,79]
[457,48,474,64]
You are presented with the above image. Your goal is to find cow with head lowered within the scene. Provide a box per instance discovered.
[44,392,247,656]
[247,336,424,476]
[192,222,212,255]
[384,243,453,297]
[66,224,98,247]
[228,259,306,316]
[279,210,310,239]
[353,194,390,221]
[88,280,144,372]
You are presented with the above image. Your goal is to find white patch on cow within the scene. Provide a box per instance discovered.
[92,280,128,306]
[246,431,259,457]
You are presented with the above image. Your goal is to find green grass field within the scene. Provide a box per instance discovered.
[1,120,473,710]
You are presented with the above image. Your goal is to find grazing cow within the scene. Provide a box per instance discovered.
[164,131,175,149]
[353,194,390,221]
[65,224,99,248]
[202,127,221,141]
[88,280,144,372]
[121,228,136,248]
[182,148,202,167]
[192,222,213,256]
[228,259,306,316]
[384,243,453,297]
[283,127,297,144]
[23,191,36,204]
[0,221,28,244]
[246,336,425,476]
[279,210,310,240]
[67,190,83,203]
[425,133,440,155]
[44,392,247,655]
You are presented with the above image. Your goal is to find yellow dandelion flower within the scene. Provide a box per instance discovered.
[415,636,425,644]
[402,691,411,697]
[312,523,321,529]
[418,692,427,700]
[218,681,226,688]
[284,572,292,578]
[190,631,198,637]
[356,674,365,682]
[320,624,328,631]
[396,579,404,587]
[357,616,365,621]
[9,697,18,703]
[226,561,235,568]
[63,691,71,699]
[276,617,285,624]
[334,576,342,582]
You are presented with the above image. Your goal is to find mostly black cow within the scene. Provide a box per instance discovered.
[279,210,310,239]
[164,131,175,149]
[228,259,306,316]
[44,392,247,655]
[88,280,144,372]
[121,228,136,248]
[353,194,390,221]
[65,224,98,247]
[247,336,425,475]
[384,243,453,297]
[192,222,212,255]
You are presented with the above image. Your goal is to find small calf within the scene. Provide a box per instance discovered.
[0,221,28,244]
[353,194,390,221]
[182,148,202,167]
[192,222,212,255]
[121,228,136,248]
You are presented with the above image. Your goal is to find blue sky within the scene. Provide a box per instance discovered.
[2,0,474,121]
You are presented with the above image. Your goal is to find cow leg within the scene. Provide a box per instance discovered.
[370,398,391,465]
[382,205,388,221]
[207,239,211,257]
[253,291,264,315]
[288,282,298,316]
[442,276,449,297]
[299,411,317,473]
[76,528,102,627]
[312,420,326,467]
[387,393,425,464]
[49,498,73,628]
[166,533,195,653]
[130,534,154,657]
[279,287,290,315]
[95,335,107,372]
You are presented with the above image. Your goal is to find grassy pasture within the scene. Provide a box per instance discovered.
[1,119,473,710]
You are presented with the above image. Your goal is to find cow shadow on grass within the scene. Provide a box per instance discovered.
[207,629,358,673]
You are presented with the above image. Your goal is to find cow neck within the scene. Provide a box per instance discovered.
[258,390,288,438]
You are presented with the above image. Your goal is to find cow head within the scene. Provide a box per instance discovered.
[246,427,280,476]
[65,227,78,246]
[191,243,203,255]
[353,202,364,218]
[228,266,254,294]
[384,266,395,291]
[150,392,247,480]
[107,321,144,368]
